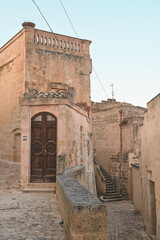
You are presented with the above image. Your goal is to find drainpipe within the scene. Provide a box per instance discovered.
[117,109,123,192]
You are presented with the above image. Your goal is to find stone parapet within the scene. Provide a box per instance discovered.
[34,29,91,57]
[56,176,108,240]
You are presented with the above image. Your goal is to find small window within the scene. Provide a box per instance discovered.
[47,115,55,121]
[33,115,42,121]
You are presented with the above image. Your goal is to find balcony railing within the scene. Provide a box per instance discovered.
[34,32,81,53]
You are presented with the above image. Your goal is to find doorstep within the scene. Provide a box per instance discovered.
[21,183,56,193]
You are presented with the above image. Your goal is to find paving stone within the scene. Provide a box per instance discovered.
[0,160,64,240]
[0,159,151,240]
[105,201,151,240]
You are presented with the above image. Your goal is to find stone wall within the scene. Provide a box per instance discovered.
[0,23,96,194]
[56,176,108,240]
[92,99,145,198]
[0,22,92,163]
[131,164,142,213]
[0,29,26,162]
[141,94,160,239]
[94,160,106,196]
[20,96,96,194]
[24,26,92,107]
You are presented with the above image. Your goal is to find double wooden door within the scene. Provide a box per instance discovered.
[31,112,57,183]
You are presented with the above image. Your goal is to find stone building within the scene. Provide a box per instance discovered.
[92,99,145,199]
[0,22,96,193]
[141,94,160,239]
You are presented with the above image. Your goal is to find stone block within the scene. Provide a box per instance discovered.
[57,176,108,240]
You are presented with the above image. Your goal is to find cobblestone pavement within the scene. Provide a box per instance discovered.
[105,201,151,240]
[0,160,64,240]
[0,159,151,240]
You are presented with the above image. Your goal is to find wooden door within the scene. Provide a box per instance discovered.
[31,112,57,183]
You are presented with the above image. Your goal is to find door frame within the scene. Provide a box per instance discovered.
[30,111,57,183]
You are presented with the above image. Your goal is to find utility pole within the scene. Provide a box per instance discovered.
[110,84,114,99]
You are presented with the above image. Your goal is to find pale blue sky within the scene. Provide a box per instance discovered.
[1,0,160,107]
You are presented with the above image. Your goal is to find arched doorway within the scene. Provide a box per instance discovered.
[31,112,57,183]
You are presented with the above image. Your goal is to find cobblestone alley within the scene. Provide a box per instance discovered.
[0,159,151,240]
[105,201,151,240]
[0,160,64,240]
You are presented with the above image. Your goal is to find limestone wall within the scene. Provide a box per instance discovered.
[92,100,145,198]
[56,176,108,240]
[141,94,160,238]
[20,96,96,194]
[132,164,142,213]
[94,160,106,196]
[0,29,26,162]
[0,23,92,163]
[0,23,96,195]
[24,27,92,107]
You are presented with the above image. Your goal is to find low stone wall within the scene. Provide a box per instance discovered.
[64,164,85,187]
[56,176,108,240]
[94,161,106,196]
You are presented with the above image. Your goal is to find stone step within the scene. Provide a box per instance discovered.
[105,178,112,183]
[106,190,117,193]
[103,194,123,199]
[106,183,114,186]
[98,164,124,202]
[102,198,123,202]
[104,176,110,179]
[106,186,117,190]
[22,188,56,193]
[22,183,56,193]
[28,183,56,189]
[104,192,122,197]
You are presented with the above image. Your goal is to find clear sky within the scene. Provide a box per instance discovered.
[0,0,160,107]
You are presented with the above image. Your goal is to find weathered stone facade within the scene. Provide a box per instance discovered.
[141,94,160,239]
[0,22,96,194]
[92,99,145,198]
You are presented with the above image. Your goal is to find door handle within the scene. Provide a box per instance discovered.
[43,149,47,156]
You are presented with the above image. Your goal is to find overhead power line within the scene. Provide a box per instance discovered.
[58,0,79,38]
[32,0,77,70]
[32,0,53,33]
[58,0,109,98]
[92,68,109,98]
[31,0,109,98]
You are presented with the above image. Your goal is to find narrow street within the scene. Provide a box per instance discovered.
[0,159,151,240]
[105,201,151,240]
[0,160,64,240]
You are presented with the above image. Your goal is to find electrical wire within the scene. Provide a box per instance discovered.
[58,0,109,98]
[58,0,79,38]
[92,68,109,98]
[32,0,109,98]
[32,0,53,33]
[32,0,77,70]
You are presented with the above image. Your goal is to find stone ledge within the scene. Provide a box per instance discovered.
[64,164,85,177]
[56,176,108,240]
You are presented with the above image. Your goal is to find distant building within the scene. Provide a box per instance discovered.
[92,99,145,199]
[0,22,96,193]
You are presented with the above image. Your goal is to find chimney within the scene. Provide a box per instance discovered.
[22,22,36,28]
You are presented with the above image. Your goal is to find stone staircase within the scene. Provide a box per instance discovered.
[99,166,123,202]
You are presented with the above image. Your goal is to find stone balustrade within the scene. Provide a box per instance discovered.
[34,31,82,53]
[56,175,108,240]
